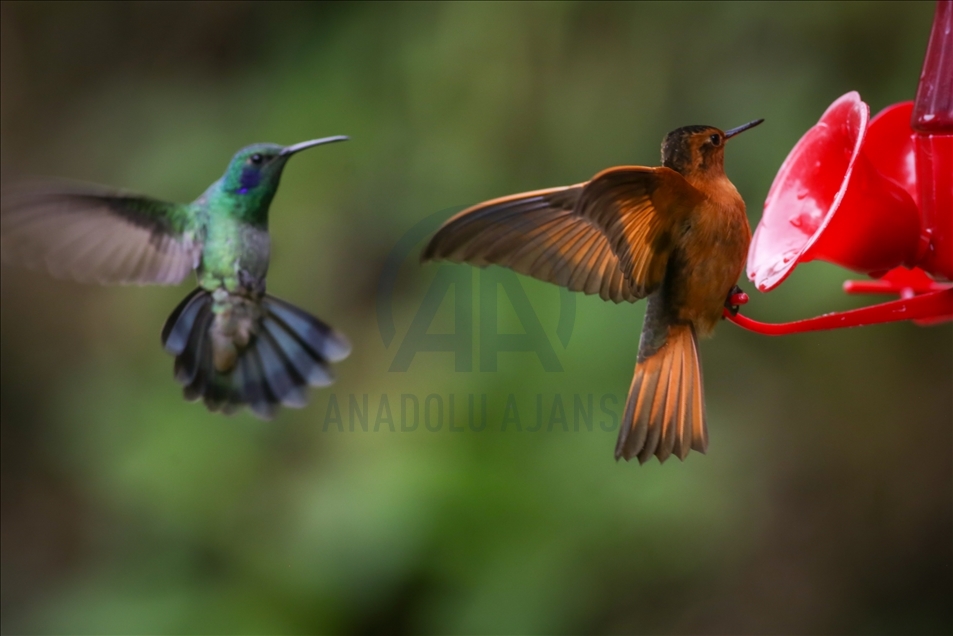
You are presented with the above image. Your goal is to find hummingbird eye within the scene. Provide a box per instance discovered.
[709,134,722,147]
[250,153,263,164]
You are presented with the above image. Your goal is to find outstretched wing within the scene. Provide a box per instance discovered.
[576,166,705,298]
[422,185,641,303]
[1,180,202,285]
[422,166,704,302]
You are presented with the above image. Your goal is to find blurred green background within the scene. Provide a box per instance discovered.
[1,2,950,634]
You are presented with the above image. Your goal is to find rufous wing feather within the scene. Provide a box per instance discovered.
[422,185,641,303]
[577,166,705,298]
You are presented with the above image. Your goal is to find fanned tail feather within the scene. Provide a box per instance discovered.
[615,323,707,464]
[160,288,350,419]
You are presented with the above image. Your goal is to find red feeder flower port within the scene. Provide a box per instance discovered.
[728,0,953,334]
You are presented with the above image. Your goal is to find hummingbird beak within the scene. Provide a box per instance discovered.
[280,136,350,156]
[724,119,764,140]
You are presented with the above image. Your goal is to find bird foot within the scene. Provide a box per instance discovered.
[724,285,748,316]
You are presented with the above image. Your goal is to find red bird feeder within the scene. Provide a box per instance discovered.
[729,0,953,334]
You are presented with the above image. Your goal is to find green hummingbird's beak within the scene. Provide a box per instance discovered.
[724,119,764,140]
[280,136,350,156]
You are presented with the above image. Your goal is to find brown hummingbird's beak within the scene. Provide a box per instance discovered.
[280,136,349,156]
[724,119,764,140]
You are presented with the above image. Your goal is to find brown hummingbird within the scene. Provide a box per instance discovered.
[422,119,763,463]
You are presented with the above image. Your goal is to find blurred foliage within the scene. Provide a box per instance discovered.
[1,2,950,634]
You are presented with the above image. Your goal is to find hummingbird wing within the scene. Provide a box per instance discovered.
[1,180,202,285]
[422,185,642,303]
[576,166,705,297]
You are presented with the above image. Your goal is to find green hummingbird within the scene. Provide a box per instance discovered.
[1,137,351,419]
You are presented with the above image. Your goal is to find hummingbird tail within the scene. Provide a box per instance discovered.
[615,323,707,464]
[161,289,351,419]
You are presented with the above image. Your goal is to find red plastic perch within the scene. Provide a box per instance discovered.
[724,288,953,335]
